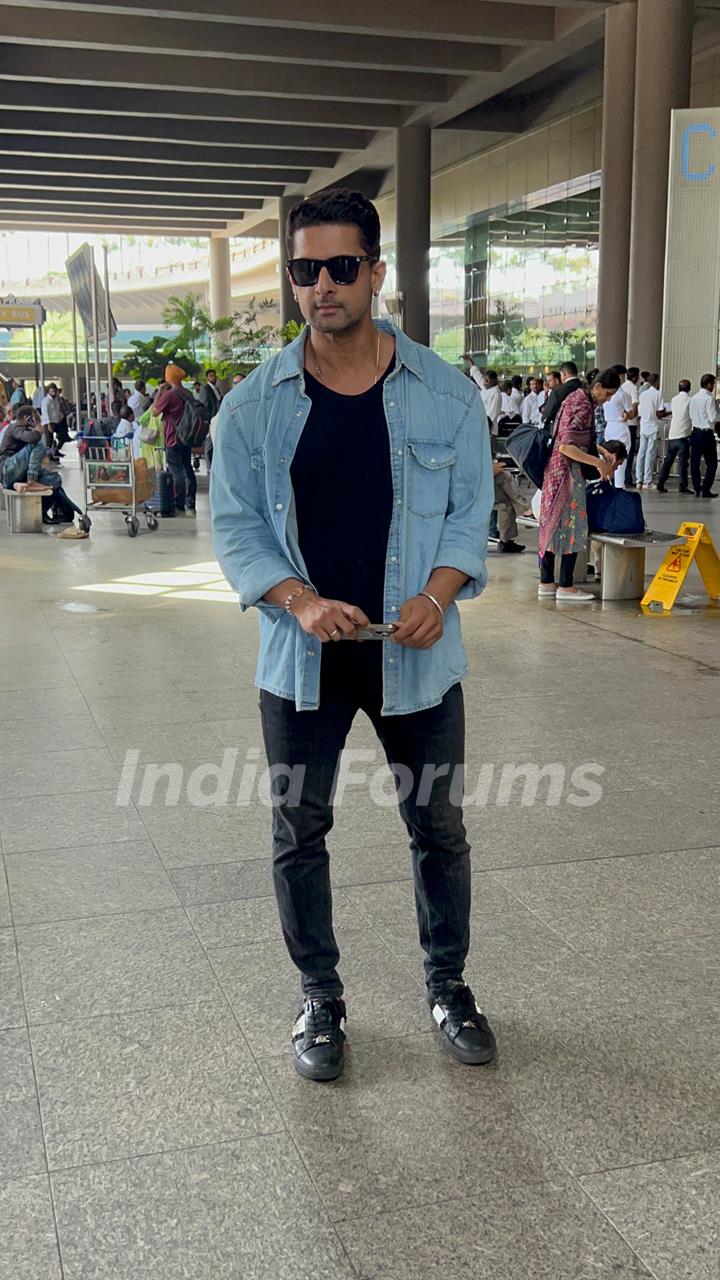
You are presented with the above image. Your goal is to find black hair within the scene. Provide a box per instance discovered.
[111,399,124,415]
[119,406,133,421]
[14,406,34,422]
[610,363,627,377]
[679,379,691,393]
[641,370,650,380]
[548,370,561,381]
[501,379,513,393]
[193,381,202,390]
[134,379,145,391]
[627,367,640,380]
[48,382,57,391]
[560,360,578,378]
[286,188,381,258]
[585,368,599,382]
[602,438,628,461]
[701,373,716,390]
[592,367,622,391]
[485,369,498,385]
[205,368,216,377]
[511,374,523,390]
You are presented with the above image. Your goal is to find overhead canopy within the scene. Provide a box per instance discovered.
[0,0,620,235]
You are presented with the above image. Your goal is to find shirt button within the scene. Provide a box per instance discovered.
[390,555,397,563]
[396,449,402,456]
[430,457,436,464]
[388,657,395,665]
[306,649,314,656]
[275,503,283,511]
[389,401,395,408]
[396,498,402,506]
[390,606,399,613]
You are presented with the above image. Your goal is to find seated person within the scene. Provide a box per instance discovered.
[0,407,60,493]
[493,459,534,554]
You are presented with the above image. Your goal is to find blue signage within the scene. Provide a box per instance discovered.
[681,122,717,182]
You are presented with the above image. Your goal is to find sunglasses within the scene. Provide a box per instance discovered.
[287,255,376,288]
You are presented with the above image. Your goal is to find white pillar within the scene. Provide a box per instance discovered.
[209,236,232,356]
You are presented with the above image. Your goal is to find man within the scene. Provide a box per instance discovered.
[541,361,582,428]
[635,374,668,489]
[152,363,197,514]
[201,368,224,418]
[521,376,543,426]
[32,382,45,410]
[689,373,718,498]
[40,382,63,460]
[493,460,531,553]
[128,379,151,421]
[657,380,692,494]
[603,364,633,488]
[9,378,29,409]
[537,369,560,411]
[212,188,495,1083]
[232,372,245,387]
[509,375,524,413]
[0,406,60,493]
[621,367,640,487]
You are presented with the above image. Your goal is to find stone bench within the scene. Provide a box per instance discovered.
[4,488,44,534]
[592,530,686,601]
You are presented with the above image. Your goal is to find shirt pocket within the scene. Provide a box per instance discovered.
[406,439,456,518]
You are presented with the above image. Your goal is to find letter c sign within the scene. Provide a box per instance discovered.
[681,123,718,182]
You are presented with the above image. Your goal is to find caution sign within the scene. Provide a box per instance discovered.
[642,522,720,611]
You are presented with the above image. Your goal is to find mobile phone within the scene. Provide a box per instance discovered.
[353,623,398,641]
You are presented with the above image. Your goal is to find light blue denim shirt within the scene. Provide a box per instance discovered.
[211,321,492,715]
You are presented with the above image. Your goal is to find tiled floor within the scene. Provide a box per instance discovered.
[1,456,719,1279]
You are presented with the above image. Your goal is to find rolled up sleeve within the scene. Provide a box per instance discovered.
[433,396,493,600]
[210,400,299,619]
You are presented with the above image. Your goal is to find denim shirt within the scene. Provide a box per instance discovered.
[210,321,493,715]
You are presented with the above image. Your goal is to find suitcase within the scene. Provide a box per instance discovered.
[156,469,175,517]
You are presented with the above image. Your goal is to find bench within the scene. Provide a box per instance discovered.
[592,530,686,601]
[4,488,44,534]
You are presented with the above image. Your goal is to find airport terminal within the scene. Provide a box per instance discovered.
[1,2,719,1277]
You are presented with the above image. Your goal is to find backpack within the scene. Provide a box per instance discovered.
[175,393,204,447]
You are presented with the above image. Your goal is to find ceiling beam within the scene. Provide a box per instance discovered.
[0,135,315,175]
[0,173,286,198]
[0,115,339,167]
[0,218,226,233]
[0,154,301,185]
[0,43,452,105]
[0,6,504,74]
[0,80,397,132]
[0,210,227,226]
[0,192,264,213]
[1,0,558,44]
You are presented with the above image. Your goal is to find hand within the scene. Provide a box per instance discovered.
[492,461,507,475]
[293,594,369,642]
[596,458,616,482]
[391,595,443,650]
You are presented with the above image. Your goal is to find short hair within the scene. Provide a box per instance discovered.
[48,382,57,391]
[501,379,513,393]
[193,381,202,390]
[286,188,381,258]
[511,375,523,390]
[14,406,34,423]
[603,438,628,461]
[701,373,716,390]
[627,367,640,380]
[485,369,498,385]
[641,370,650,380]
[134,379,145,391]
[111,399,124,415]
[119,406,133,421]
[548,370,561,382]
[592,368,622,391]
[205,368,216,377]
[560,361,578,378]
[679,379,691,393]
[610,363,627,377]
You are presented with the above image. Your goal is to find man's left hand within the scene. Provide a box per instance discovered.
[391,595,443,649]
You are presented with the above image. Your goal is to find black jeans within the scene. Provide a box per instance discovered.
[540,550,577,588]
[658,436,690,491]
[259,648,471,998]
[690,428,718,496]
[165,442,197,510]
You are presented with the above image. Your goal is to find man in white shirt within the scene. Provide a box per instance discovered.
[32,384,45,410]
[521,376,543,426]
[657,380,692,494]
[41,383,61,429]
[635,374,668,488]
[603,364,633,488]
[509,376,523,413]
[689,374,718,497]
[128,379,151,421]
[621,366,640,487]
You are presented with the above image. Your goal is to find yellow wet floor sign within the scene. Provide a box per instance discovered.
[642,522,720,611]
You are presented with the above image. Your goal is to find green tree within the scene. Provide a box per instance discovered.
[162,292,213,362]
[215,298,278,376]
[114,336,201,383]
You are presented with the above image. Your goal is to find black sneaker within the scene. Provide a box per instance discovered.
[429,981,496,1065]
[656,485,668,493]
[292,996,346,1081]
[498,540,526,554]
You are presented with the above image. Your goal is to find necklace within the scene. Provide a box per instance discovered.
[311,331,382,387]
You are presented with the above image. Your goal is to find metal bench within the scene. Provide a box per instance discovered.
[4,489,44,534]
[592,530,686,601]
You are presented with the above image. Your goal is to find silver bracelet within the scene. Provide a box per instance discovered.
[420,590,445,617]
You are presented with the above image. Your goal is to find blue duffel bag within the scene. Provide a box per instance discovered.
[586,480,645,535]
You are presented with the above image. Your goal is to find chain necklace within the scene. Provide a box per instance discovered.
[311,331,382,387]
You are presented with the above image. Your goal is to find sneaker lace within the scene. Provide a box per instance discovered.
[444,983,484,1029]
[305,998,345,1046]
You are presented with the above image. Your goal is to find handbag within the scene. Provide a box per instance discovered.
[586,480,645,535]
[506,421,553,488]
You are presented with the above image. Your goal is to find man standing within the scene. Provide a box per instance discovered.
[201,368,224,419]
[212,189,495,1082]
[152,364,197,514]
[41,382,62,459]
[635,374,668,489]
[603,364,633,488]
[689,374,718,498]
[657,380,692,494]
[521,376,543,425]
[128,379,151,421]
[621,367,641,487]
[541,361,582,428]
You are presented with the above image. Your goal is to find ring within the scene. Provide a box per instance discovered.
[329,628,340,637]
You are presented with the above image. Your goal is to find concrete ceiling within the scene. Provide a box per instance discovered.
[0,0,620,237]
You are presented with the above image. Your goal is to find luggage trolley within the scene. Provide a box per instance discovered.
[79,435,159,537]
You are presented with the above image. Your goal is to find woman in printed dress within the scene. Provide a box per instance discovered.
[538,369,621,602]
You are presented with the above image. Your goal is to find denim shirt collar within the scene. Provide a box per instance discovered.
[271,318,424,387]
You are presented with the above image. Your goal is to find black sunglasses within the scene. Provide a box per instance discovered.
[287,255,376,287]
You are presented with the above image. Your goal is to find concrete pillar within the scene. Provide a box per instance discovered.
[395,125,431,347]
[209,235,232,355]
[596,2,637,368]
[278,193,303,341]
[626,0,693,371]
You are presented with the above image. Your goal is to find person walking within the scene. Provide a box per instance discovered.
[212,188,495,1082]
[538,369,618,602]
[152,363,197,514]
[689,374,719,498]
[657,380,692,494]
[635,374,668,489]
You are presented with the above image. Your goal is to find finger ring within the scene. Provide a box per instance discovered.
[330,628,339,637]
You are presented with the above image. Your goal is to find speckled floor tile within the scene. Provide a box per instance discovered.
[0,929,24,1029]
[6,840,179,925]
[0,790,146,854]
[0,1176,62,1280]
[51,1135,355,1280]
[0,1029,46,1180]
[168,857,273,905]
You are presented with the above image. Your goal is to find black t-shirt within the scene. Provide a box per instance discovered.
[291,360,395,624]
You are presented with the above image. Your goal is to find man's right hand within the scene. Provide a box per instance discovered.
[293,595,369,642]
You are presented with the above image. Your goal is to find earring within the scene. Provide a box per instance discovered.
[373,290,379,297]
